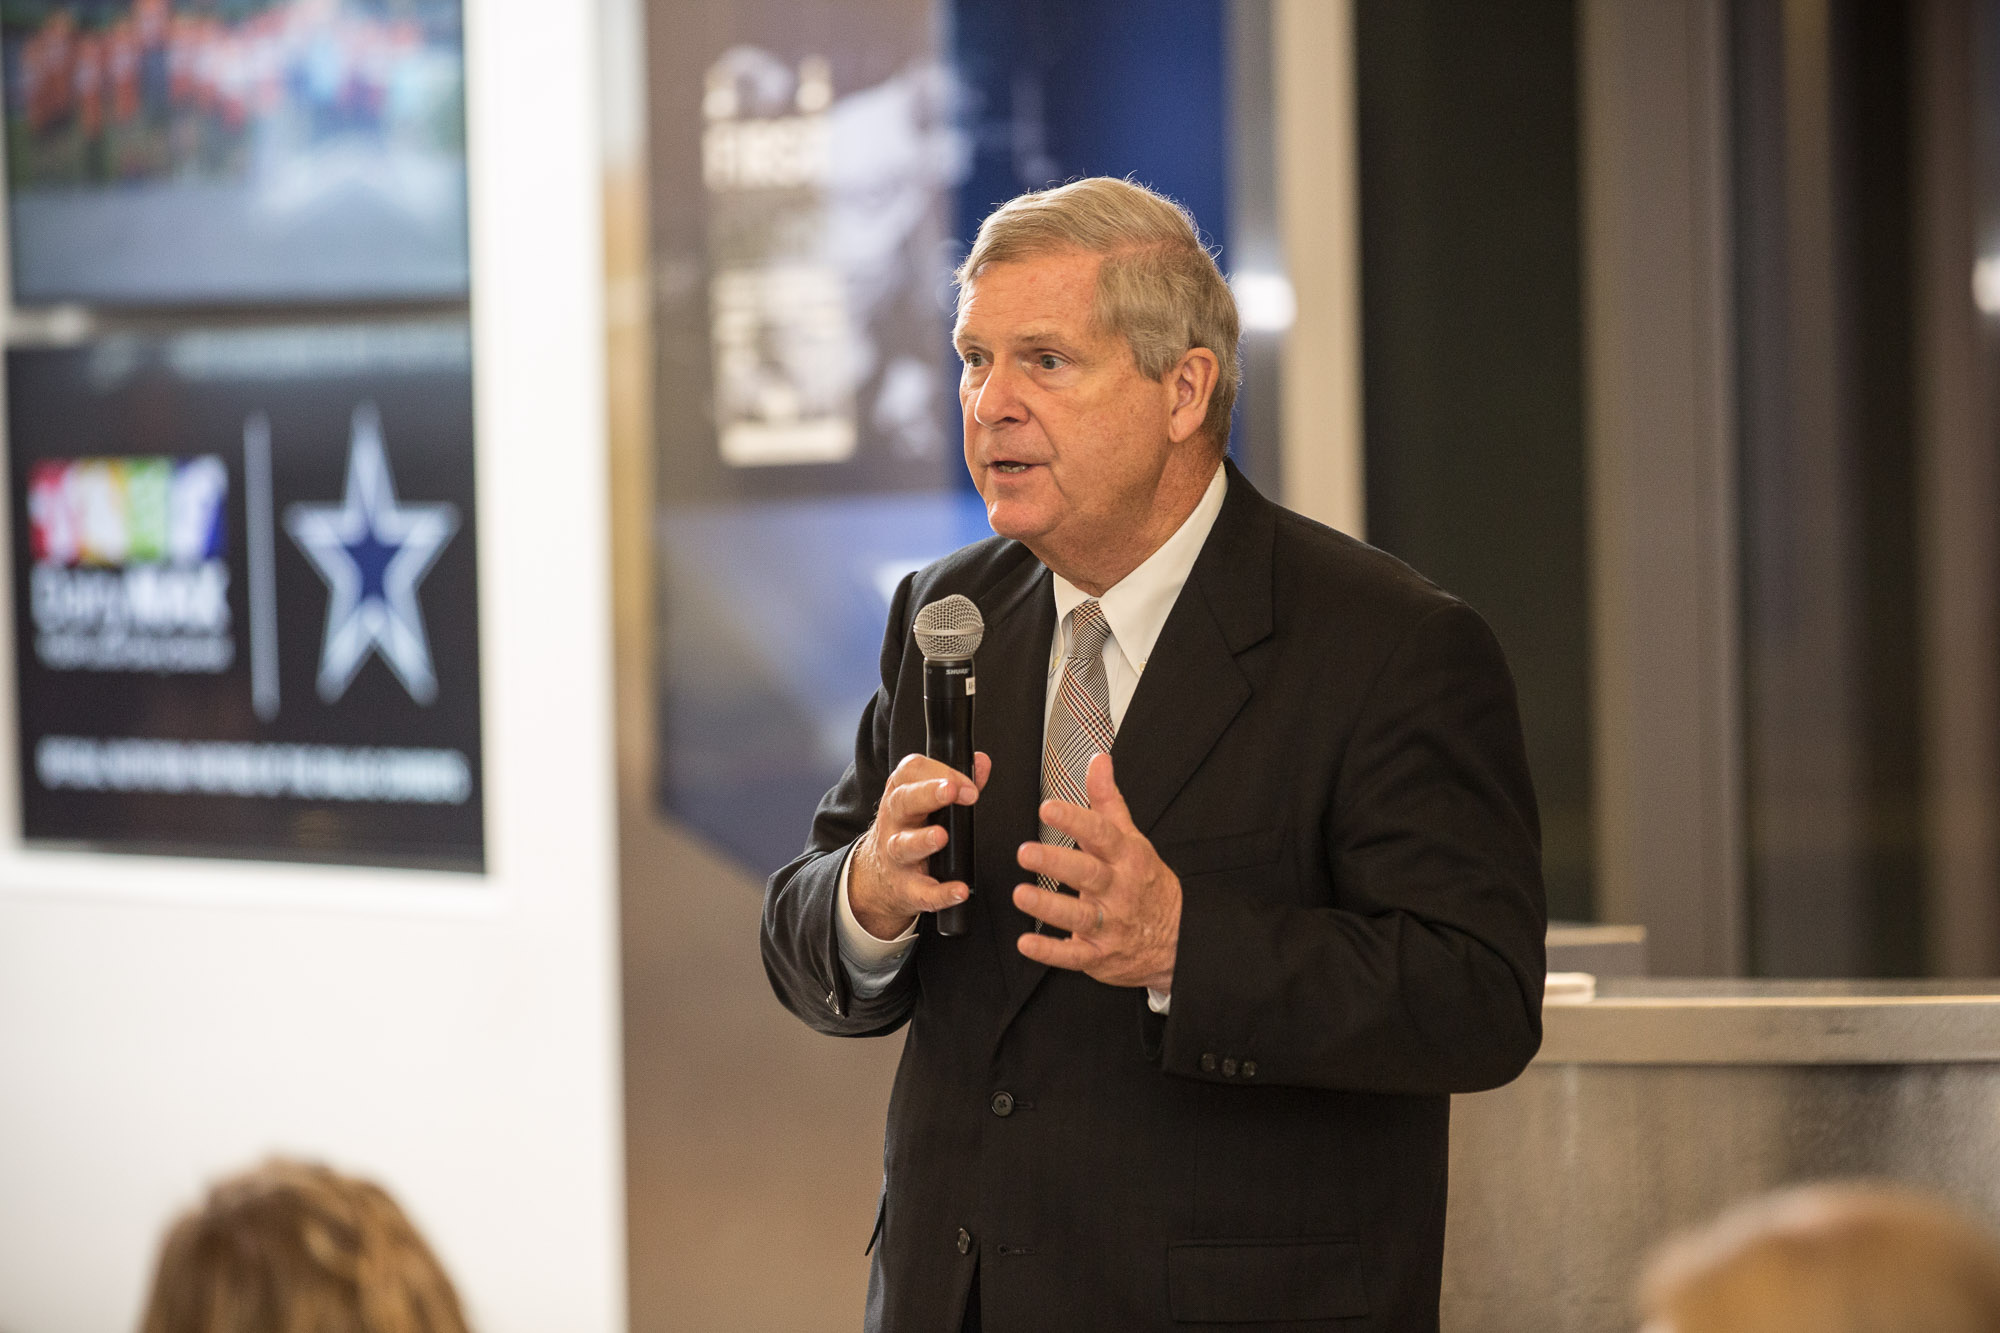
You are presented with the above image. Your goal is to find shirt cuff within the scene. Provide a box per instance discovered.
[837,845,918,995]
[1147,987,1171,1015]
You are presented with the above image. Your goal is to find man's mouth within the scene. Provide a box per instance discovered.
[993,461,1033,474]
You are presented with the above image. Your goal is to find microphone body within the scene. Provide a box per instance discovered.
[924,655,976,937]
[912,594,985,937]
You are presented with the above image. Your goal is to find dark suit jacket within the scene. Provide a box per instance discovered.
[762,464,1546,1331]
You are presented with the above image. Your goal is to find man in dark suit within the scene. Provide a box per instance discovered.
[762,178,1545,1331]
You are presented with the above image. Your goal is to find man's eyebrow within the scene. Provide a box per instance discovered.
[952,326,1088,356]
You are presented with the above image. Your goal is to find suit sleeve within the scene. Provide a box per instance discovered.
[759,574,921,1039]
[1160,601,1547,1095]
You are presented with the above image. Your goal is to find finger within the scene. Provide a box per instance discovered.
[905,876,970,913]
[886,752,939,786]
[852,835,962,924]
[886,753,981,802]
[883,824,947,867]
[973,751,993,791]
[1037,796,1121,858]
[1015,840,1108,895]
[1084,753,1133,827]
[884,774,972,828]
[1016,928,1099,972]
[1011,882,1099,936]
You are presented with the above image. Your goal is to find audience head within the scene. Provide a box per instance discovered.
[1638,1181,2000,1333]
[138,1156,470,1333]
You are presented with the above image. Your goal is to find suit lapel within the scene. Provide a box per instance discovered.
[1114,465,1276,833]
[1111,593,1251,835]
[968,557,1055,1012]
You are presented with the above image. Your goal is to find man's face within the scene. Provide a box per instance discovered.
[953,249,1186,584]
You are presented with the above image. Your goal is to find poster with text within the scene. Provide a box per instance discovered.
[8,322,483,870]
[648,0,982,872]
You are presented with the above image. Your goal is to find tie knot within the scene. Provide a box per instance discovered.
[1066,600,1112,658]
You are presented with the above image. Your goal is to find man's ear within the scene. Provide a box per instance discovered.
[1165,347,1220,445]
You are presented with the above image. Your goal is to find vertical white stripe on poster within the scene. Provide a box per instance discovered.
[243,411,280,722]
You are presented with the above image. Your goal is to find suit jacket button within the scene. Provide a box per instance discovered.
[1242,1060,1257,1078]
[1222,1058,1238,1078]
[990,1091,1015,1117]
[1200,1053,1217,1073]
[957,1228,973,1255]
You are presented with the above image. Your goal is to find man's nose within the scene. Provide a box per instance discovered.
[970,360,1027,427]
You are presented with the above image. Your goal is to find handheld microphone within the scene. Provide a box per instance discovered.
[912,595,984,937]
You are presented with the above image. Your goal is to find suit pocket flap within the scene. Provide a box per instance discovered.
[1160,828,1285,878]
[1167,1239,1369,1323]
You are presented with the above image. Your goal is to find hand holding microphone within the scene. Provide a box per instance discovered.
[849,596,987,940]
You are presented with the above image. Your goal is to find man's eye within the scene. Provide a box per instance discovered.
[960,352,985,369]
[1037,354,1063,371]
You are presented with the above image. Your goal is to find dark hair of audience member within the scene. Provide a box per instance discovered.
[138,1156,471,1333]
[1638,1181,2000,1333]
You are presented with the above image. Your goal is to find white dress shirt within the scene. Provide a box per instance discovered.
[836,463,1230,1012]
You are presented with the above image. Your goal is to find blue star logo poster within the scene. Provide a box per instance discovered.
[285,404,460,707]
[8,324,485,871]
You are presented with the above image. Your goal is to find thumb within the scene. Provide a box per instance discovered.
[1085,753,1131,826]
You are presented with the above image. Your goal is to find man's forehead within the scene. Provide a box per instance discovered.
[954,249,1102,339]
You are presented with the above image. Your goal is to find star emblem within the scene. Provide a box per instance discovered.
[284,403,459,705]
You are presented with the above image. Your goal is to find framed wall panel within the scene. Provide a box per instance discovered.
[2,0,469,307]
[8,322,484,869]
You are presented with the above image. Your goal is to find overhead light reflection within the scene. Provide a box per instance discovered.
[1972,256,2000,318]
[1231,270,1297,333]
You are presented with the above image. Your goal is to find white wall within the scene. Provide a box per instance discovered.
[0,3,626,1330]
[1274,0,1365,538]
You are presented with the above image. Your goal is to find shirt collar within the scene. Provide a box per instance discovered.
[1051,462,1229,673]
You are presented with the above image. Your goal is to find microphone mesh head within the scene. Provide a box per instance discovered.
[913,594,985,661]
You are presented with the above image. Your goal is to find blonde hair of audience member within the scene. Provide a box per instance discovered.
[138,1157,471,1333]
[1638,1181,2000,1333]
[954,175,1243,452]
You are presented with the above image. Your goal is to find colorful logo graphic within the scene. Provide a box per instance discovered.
[28,455,227,568]
[26,454,232,672]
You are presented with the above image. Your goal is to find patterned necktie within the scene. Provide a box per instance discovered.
[1039,599,1115,894]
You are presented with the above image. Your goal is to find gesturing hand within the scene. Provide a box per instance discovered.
[1013,753,1181,992]
[850,750,992,941]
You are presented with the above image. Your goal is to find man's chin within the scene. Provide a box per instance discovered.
[981,500,1052,545]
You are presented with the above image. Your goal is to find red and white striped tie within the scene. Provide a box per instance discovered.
[1039,599,1115,894]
